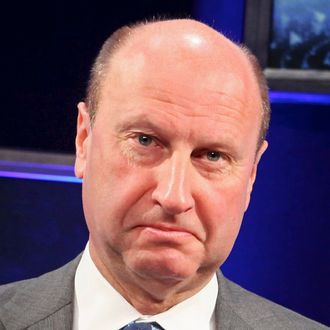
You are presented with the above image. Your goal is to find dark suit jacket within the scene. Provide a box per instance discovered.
[0,255,328,330]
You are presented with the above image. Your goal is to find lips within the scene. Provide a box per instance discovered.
[136,224,197,240]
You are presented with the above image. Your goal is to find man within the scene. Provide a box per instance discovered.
[0,19,328,330]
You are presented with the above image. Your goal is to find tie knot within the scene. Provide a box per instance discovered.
[120,321,164,330]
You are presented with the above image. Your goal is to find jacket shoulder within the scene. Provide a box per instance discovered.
[216,272,329,329]
[0,255,81,330]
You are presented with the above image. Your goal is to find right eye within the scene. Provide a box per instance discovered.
[138,134,154,146]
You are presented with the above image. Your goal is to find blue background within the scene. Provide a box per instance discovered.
[0,0,329,326]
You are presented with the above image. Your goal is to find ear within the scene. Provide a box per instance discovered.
[74,102,91,179]
[244,140,268,210]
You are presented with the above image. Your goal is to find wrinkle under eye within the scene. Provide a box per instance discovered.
[138,134,153,146]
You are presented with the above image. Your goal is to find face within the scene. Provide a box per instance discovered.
[75,35,267,294]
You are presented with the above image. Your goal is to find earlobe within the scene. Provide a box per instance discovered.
[74,102,91,178]
[244,140,268,210]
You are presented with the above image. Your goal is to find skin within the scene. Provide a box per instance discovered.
[75,19,268,314]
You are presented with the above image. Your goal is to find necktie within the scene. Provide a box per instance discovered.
[120,321,164,330]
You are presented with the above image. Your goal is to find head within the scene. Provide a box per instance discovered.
[85,21,270,149]
[75,18,269,311]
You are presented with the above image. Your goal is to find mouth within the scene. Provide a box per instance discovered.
[136,224,197,241]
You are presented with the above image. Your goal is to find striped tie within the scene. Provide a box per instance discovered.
[120,321,164,330]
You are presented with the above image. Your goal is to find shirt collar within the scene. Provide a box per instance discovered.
[74,243,218,330]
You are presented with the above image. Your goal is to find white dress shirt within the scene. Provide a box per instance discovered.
[73,244,218,330]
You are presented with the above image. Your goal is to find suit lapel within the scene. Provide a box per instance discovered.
[1,255,81,330]
[214,271,252,330]
[27,303,73,330]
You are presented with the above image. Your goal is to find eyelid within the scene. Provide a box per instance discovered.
[125,131,231,164]
[131,132,161,147]
[125,131,153,139]
[192,148,225,158]
[205,151,225,162]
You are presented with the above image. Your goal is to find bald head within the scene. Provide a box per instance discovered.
[85,19,270,148]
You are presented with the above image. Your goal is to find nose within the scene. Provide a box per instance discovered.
[151,153,195,215]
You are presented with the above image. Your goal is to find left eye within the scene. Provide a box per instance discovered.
[206,150,221,161]
[138,134,153,146]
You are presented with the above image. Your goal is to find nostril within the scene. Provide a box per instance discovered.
[152,188,194,215]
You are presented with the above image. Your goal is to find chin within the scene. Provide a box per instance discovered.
[126,248,200,284]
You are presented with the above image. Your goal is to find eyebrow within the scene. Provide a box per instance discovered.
[115,113,242,157]
[115,114,170,135]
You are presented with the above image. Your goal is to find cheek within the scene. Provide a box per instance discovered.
[199,179,250,266]
[82,143,155,242]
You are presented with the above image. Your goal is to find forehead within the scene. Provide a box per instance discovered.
[105,24,260,110]
[97,24,262,148]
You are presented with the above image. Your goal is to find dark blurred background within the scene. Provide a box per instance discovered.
[0,0,195,153]
[0,0,329,326]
